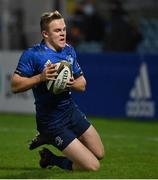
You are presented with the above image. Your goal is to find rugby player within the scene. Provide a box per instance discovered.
[11,10,104,171]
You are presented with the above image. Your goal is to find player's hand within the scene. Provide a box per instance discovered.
[66,77,75,88]
[40,63,58,82]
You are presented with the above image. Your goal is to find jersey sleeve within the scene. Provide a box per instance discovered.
[15,50,35,77]
[71,48,83,79]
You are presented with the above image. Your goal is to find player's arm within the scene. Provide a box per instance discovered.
[11,73,42,93]
[67,75,86,92]
[11,63,57,93]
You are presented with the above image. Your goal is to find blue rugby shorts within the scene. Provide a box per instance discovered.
[39,102,91,151]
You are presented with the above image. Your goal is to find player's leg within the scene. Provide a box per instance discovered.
[39,138,100,171]
[38,127,100,171]
[70,103,105,160]
[78,125,105,160]
[62,138,100,171]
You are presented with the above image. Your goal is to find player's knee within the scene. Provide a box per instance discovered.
[90,160,100,171]
[86,159,100,171]
[98,148,105,160]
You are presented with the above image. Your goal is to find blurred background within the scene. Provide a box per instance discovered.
[0,0,158,120]
[1,0,158,53]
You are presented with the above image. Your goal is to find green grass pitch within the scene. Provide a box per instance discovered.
[0,113,158,179]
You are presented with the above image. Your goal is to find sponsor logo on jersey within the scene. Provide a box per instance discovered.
[44,59,51,67]
[66,55,74,65]
[126,62,155,117]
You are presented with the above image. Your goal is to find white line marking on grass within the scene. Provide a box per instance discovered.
[102,134,158,142]
[1,128,158,141]
[146,137,158,142]
[0,127,34,133]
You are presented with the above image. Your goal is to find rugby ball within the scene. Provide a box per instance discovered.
[46,61,72,94]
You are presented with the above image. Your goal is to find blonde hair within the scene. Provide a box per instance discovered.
[40,10,63,32]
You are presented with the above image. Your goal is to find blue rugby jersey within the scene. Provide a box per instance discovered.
[15,41,83,115]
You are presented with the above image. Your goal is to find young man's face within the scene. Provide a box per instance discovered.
[44,18,66,51]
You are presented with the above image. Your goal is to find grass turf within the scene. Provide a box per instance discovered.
[0,113,158,179]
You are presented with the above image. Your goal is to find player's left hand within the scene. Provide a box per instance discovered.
[66,75,86,92]
[66,77,75,88]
